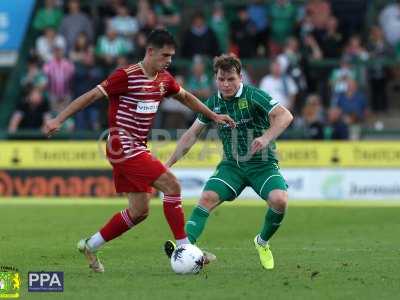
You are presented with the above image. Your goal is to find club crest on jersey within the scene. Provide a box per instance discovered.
[238,98,248,110]
[159,82,166,95]
[214,107,220,113]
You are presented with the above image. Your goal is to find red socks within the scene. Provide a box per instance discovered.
[100,208,134,241]
[163,194,187,240]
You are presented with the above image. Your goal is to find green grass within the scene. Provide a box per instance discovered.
[1,198,399,300]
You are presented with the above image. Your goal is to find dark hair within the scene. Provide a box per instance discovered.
[213,53,242,75]
[147,29,176,49]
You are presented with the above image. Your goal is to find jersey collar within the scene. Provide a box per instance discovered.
[217,83,244,100]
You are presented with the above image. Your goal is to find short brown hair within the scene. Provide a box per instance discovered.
[213,54,242,75]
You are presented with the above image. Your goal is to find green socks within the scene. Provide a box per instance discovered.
[185,205,210,244]
[260,207,285,243]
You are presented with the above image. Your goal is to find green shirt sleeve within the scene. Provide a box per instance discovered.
[252,88,279,115]
[196,97,213,125]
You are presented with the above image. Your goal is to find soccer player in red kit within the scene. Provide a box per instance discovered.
[44,29,234,272]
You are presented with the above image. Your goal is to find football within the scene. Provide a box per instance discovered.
[170,244,205,274]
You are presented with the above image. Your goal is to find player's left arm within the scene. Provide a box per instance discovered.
[173,88,235,128]
[250,105,293,154]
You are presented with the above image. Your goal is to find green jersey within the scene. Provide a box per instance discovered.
[198,84,280,163]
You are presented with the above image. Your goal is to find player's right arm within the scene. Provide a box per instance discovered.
[166,119,207,168]
[43,87,104,137]
[44,69,128,137]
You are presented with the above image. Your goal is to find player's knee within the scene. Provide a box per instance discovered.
[199,191,219,211]
[268,190,288,211]
[164,173,181,195]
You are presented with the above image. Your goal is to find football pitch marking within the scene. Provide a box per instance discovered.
[1,198,400,207]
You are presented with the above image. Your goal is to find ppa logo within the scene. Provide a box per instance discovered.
[28,272,64,292]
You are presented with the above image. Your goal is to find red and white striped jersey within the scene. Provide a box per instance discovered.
[97,63,180,160]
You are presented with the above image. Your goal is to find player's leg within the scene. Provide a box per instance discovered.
[78,192,150,272]
[259,189,288,246]
[185,191,222,244]
[152,170,190,246]
[248,162,288,269]
[186,161,247,244]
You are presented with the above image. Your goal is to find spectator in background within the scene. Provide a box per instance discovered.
[69,32,94,65]
[186,56,212,101]
[154,0,181,36]
[305,0,331,37]
[33,0,63,32]
[343,35,369,88]
[230,6,258,58]
[325,107,349,140]
[294,94,324,139]
[319,16,343,59]
[248,0,268,37]
[302,34,323,61]
[36,27,66,62]
[259,60,298,111]
[73,51,103,130]
[132,29,148,61]
[209,2,229,53]
[333,79,367,124]
[20,56,48,93]
[109,5,139,40]
[329,57,356,96]
[59,0,94,52]
[368,25,390,112]
[8,88,51,133]
[343,35,369,62]
[277,37,307,94]
[160,75,193,128]
[136,0,153,28]
[96,27,131,68]
[43,45,75,113]
[269,0,298,55]
[181,12,220,59]
[139,10,159,36]
[379,1,400,47]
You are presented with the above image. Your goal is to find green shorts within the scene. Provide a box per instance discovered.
[203,160,288,201]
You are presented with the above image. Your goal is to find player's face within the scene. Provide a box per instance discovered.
[216,69,242,98]
[150,45,175,72]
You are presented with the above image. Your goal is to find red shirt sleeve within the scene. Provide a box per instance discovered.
[97,69,128,98]
[164,71,181,97]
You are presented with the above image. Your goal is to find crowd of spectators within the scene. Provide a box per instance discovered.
[7,0,400,140]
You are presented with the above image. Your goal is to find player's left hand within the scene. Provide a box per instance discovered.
[213,114,236,128]
[250,136,269,155]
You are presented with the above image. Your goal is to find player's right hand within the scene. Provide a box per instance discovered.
[213,114,236,128]
[43,118,61,138]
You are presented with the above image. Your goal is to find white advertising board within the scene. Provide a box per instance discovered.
[172,168,400,200]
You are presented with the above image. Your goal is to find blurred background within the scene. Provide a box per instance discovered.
[0,0,399,199]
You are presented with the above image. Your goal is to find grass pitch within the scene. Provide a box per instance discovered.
[1,198,399,300]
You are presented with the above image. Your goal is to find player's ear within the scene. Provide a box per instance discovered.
[146,46,154,57]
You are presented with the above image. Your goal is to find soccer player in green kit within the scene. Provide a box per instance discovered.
[164,54,293,269]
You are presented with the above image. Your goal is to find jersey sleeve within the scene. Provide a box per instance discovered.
[252,88,280,115]
[196,98,213,125]
[97,69,128,98]
[164,71,181,97]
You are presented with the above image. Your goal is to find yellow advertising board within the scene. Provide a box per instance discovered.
[0,141,400,169]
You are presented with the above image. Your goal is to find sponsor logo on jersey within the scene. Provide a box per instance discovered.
[136,102,159,114]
